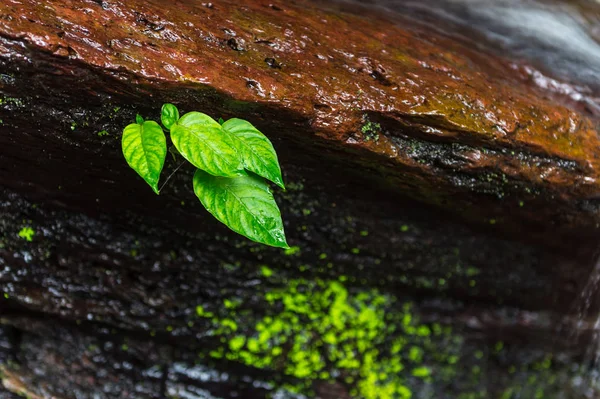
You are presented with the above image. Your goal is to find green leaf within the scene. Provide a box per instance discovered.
[171,112,244,177]
[218,117,225,125]
[222,118,284,189]
[193,169,288,248]
[122,120,167,194]
[136,114,144,124]
[161,103,179,130]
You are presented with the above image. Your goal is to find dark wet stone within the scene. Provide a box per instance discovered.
[0,0,599,398]
[0,0,598,244]
[264,57,282,69]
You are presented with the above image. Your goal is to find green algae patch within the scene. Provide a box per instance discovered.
[195,276,465,399]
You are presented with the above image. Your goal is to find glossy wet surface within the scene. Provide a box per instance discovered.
[1,0,600,398]
[333,0,600,115]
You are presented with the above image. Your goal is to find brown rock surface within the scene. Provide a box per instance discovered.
[1,0,600,398]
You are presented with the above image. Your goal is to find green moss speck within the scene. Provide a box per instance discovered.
[261,266,274,278]
[361,115,382,142]
[196,305,214,318]
[18,227,34,242]
[0,96,24,107]
[412,366,431,378]
[284,246,301,256]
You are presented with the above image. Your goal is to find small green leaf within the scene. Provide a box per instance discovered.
[171,112,244,177]
[136,114,144,124]
[193,169,288,248]
[122,120,167,194]
[222,118,284,189]
[218,117,225,125]
[161,103,179,130]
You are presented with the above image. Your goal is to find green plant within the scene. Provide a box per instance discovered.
[361,115,381,142]
[122,103,288,248]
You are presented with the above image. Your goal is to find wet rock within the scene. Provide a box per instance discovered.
[0,0,599,242]
[0,0,599,398]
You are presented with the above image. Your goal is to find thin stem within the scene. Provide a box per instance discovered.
[158,160,186,193]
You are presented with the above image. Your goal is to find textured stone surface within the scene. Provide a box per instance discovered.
[0,0,599,398]
[1,0,600,242]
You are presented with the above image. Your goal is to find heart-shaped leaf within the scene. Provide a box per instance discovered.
[122,120,167,194]
[161,103,179,130]
[171,112,244,177]
[193,169,288,248]
[223,118,285,189]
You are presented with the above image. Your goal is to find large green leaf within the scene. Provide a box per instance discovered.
[171,112,244,177]
[193,169,288,248]
[122,120,166,194]
[222,118,285,189]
